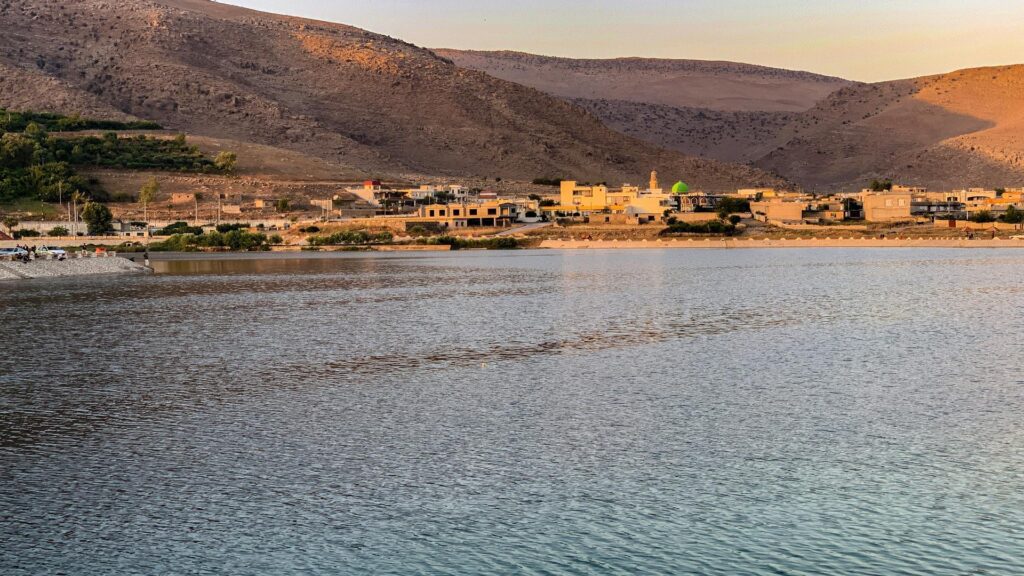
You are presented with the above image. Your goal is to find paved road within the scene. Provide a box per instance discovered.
[492,222,553,237]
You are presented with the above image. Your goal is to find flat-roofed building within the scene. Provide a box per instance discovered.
[750,200,807,222]
[556,180,674,218]
[411,201,520,228]
[861,192,912,222]
[734,188,777,199]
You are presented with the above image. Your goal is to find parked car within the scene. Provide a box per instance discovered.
[36,246,67,257]
[0,247,29,258]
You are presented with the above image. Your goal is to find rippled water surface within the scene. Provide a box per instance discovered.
[2,249,1024,574]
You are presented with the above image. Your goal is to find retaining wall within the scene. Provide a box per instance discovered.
[540,238,1024,250]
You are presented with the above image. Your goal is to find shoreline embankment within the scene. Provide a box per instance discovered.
[0,257,151,281]
[539,238,1024,250]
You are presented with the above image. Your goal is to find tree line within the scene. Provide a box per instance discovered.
[1,111,235,206]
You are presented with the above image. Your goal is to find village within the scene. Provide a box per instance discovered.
[3,171,1024,248]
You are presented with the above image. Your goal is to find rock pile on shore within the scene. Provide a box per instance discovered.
[0,257,151,281]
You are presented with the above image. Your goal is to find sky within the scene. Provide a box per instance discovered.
[222,0,1024,82]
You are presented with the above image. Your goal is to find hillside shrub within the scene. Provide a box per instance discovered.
[159,221,204,236]
[660,220,738,236]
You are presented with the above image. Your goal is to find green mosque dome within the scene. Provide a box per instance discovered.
[671,181,689,194]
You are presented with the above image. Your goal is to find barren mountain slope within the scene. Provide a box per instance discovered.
[573,99,798,162]
[756,66,1024,190]
[436,49,850,165]
[0,0,785,190]
[0,61,137,121]
[435,50,849,113]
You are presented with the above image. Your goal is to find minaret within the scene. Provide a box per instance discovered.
[649,170,659,191]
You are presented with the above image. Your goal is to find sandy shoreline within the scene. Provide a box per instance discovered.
[0,257,152,281]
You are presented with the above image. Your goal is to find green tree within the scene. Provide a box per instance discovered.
[48,226,70,237]
[275,197,291,213]
[716,197,751,218]
[970,210,996,223]
[81,202,113,235]
[869,179,893,192]
[23,121,47,141]
[1000,205,1024,224]
[0,133,36,168]
[214,151,238,174]
[2,215,18,234]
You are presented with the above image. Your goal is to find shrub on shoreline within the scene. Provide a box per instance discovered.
[660,220,738,236]
[307,230,394,246]
[148,230,270,251]
[420,235,519,250]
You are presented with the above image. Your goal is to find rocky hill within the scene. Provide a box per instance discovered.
[756,65,1024,190]
[0,0,784,191]
[440,50,1024,191]
[435,50,849,113]
[436,49,849,166]
[572,99,799,162]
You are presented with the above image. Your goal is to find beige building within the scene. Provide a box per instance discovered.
[733,188,777,199]
[170,193,196,205]
[750,200,807,222]
[861,192,912,221]
[555,180,674,218]
[411,201,520,228]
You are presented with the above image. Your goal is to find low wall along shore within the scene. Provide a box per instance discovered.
[0,256,151,281]
[540,237,1024,250]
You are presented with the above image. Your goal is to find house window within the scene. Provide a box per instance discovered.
[453,209,460,216]
[885,199,893,207]
[439,209,446,216]
[487,208,497,215]
[429,210,435,217]
[469,209,477,216]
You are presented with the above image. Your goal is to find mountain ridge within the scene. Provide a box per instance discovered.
[0,0,785,191]
[439,49,1024,190]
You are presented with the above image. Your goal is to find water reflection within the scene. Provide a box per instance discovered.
[2,249,1024,575]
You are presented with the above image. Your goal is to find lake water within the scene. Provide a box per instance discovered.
[2,249,1023,574]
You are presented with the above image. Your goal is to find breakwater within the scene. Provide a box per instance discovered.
[0,256,151,281]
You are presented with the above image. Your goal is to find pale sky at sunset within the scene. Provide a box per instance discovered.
[221,0,1024,82]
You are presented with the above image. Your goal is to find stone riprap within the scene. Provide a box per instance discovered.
[0,257,150,281]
